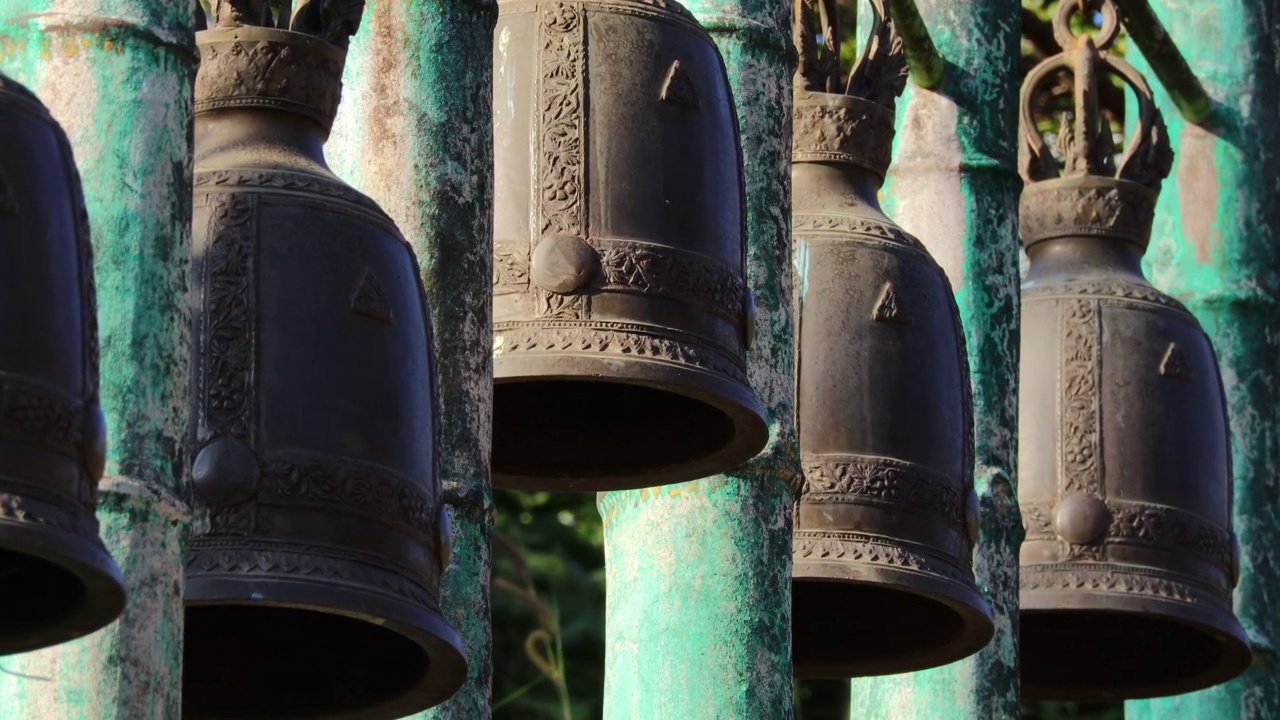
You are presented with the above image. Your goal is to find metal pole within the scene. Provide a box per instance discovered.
[327,1,498,717]
[597,1,798,717]
[1126,0,1280,715]
[847,0,1023,714]
[0,2,195,718]
[889,0,943,89]
[1112,0,1215,125]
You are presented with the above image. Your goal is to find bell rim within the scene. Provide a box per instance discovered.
[0,515,126,656]
[492,355,769,491]
[1019,587,1253,701]
[183,576,468,719]
[791,560,994,678]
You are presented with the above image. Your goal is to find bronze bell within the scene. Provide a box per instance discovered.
[183,3,466,717]
[1017,0,1250,701]
[789,0,993,678]
[0,73,124,655]
[491,0,767,490]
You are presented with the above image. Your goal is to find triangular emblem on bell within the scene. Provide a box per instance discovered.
[789,0,993,678]
[0,72,125,656]
[1016,0,1250,700]
[182,2,466,717]
[490,0,768,490]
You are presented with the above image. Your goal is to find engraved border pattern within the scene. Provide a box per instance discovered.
[259,455,439,541]
[1023,279,1191,314]
[1021,564,1231,606]
[0,374,84,460]
[596,240,745,321]
[495,320,747,382]
[800,454,963,527]
[186,544,441,607]
[794,531,974,584]
[1022,499,1233,569]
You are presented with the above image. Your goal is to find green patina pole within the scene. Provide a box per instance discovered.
[847,0,1023,717]
[1125,0,1280,716]
[0,1,194,718]
[597,2,796,718]
[328,1,497,717]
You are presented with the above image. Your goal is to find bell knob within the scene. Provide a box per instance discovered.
[531,235,598,294]
[437,504,454,571]
[82,403,109,482]
[1053,492,1110,545]
[192,437,261,507]
[964,488,982,547]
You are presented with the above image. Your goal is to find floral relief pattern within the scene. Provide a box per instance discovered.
[0,374,84,460]
[259,455,438,540]
[1060,298,1101,496]
[800,454,963,527]
[201,192,257,443]
[538,3,586,239]
[597,241,745,322]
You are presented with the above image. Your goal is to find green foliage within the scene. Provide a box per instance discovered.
[492,490,606,720]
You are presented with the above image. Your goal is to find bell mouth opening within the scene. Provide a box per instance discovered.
[792,579,983,678]
[1021,610,1245,701]
[492,379,744,491]
[183,606,431,719]
[0,548,88,645]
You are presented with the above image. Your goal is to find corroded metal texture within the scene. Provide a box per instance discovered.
[183,4,466,718]
[1126,0,1280,715]
[328,0,499,715]
[0,72,124,656]
[1016,0,1250,701]
[599,0,798,712]
[847,0,1024,712]
[789,0,991,678]
[0,0,195,715]
[491,0,768,490]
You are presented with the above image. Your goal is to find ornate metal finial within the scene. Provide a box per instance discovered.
[198,0,365,49]
[793,0,909,109]
[193,0,366,127]
[1020,0,1173,189]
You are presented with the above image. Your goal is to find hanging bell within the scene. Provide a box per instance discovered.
[1017,0,1250,700]
[183,3,466,717]
[490,0,767,490]
[0,73,124,655]
[789,0,993,678]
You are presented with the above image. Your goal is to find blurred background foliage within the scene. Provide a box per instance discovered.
[490,1,1134,718]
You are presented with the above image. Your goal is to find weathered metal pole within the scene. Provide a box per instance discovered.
[596,0,797,716]
[1125,0,1280,716]
[847,0,1023,715]
[1111,0,1214,124]
[0,2,194,718]
[327,1,497,717]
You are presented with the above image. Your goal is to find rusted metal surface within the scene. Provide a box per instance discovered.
[1016,0,1250,700]
[789,0,991,679]
[490,0,767,491]
[182,4,465,718]
[0,72,124,657]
